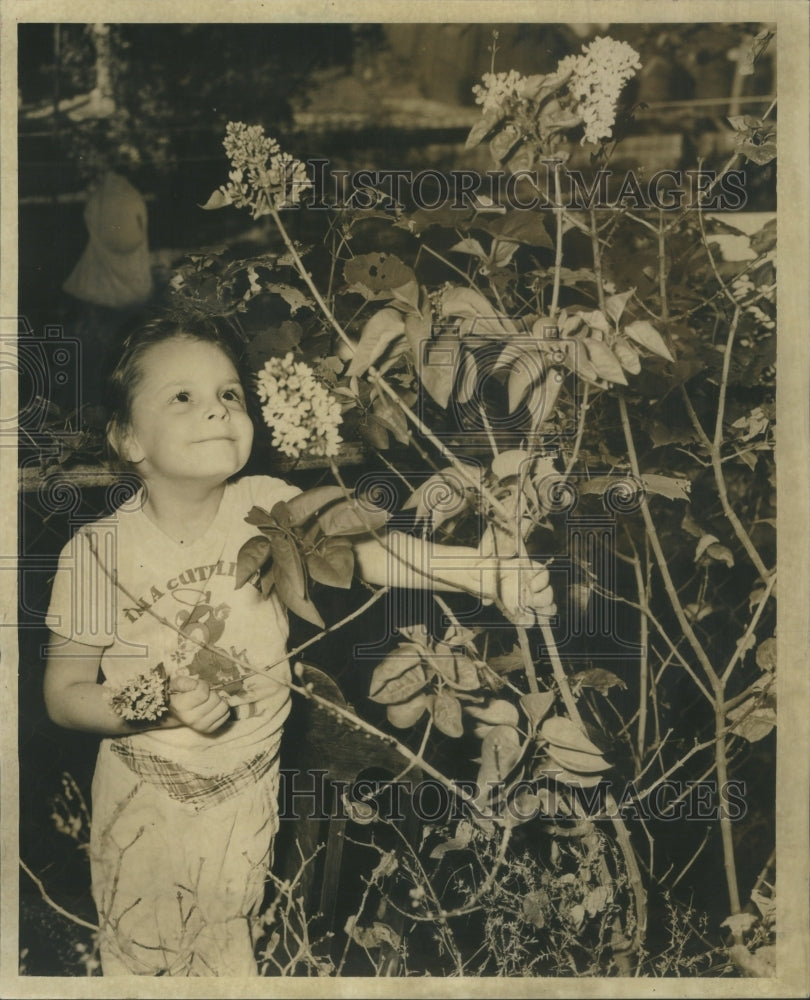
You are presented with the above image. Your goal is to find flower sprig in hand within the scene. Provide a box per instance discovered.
[106,663,171,722]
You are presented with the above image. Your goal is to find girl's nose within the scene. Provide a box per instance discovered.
[207,398,229,419]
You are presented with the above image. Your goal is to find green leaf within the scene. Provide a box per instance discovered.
[432,692,464,737]
[404,311,455,408]
[244,506,278,529]
[369,650,426,704]
[306,544,354,589]
[478,725,523,788]
[482,210,553,249]
[491,449,532,481]
[570,668,627,696]
[545,744,611,775]
[318,499,389,537]
[520,691,556,731]
[527,372,564,433]
[582,338,628,385]
[450,238,488,259]
[284,486,346,527]
[199,188,232,211]
[508,356,542,412]
[465,106,506,150]
[613,338,642,374]
[429,653,480,691]
[269,533,325,628]
[641,474,691,502]
[347,308,406,377]
[440,286,518,338]
[465,699,520,727]
[265,283,312,316]
[756,637,776,673]
[386,693,432,729]
[604,288,635,325]
[623,320,674,361]
[235,535,272,588]
[270,500,292,528]
[344,252,417,296]
[455,349,478,405]
[727,699,776,742]
[541,716,604,756]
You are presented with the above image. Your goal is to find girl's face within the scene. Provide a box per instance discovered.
[120,336,254,487]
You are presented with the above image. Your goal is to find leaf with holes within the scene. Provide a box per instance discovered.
[318,499,389,537]
[265,283,312,316]
[623,320,674,361]
[432,692,464,737]
[344,252,416,297]
[235,535,272,588]
[369,650,426,704]
[570,668,626,696]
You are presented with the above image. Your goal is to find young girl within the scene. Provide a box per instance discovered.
[44,310,554,977]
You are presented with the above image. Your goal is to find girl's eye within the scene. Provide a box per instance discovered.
[173,391,191,403]
[222,388,244,403]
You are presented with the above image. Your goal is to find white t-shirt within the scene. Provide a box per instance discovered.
[47,475,301,773]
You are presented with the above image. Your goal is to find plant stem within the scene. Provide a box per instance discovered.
[617,397,717,689]
[550,161,564,318]
[20,859,99,932]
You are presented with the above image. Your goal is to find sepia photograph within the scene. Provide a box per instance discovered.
[2,2,808,996]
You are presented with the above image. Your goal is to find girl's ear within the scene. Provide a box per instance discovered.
[107,418,145,465]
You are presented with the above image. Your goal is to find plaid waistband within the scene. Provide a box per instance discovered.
[110,734,281,812]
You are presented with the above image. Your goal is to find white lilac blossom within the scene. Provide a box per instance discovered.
[557,36,642,145]
[472,70,527,113]
[217,121,312,216]
[256,353,343,459]
[107,664,171,722]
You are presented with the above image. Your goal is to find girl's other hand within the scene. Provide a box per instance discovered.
[168,675,230,733]
[496,560,557,626]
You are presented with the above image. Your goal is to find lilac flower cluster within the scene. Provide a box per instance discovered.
[107,663,171,722]
[256,353,343,459]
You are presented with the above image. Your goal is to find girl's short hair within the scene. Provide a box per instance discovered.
[104,308,252,467]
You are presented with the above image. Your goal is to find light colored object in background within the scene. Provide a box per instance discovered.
[63,171,153,307]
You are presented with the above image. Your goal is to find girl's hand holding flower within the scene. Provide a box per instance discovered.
[495,560,556,626]
[168,675,231,734]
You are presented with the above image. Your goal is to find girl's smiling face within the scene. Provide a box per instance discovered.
[120,336,254,487]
